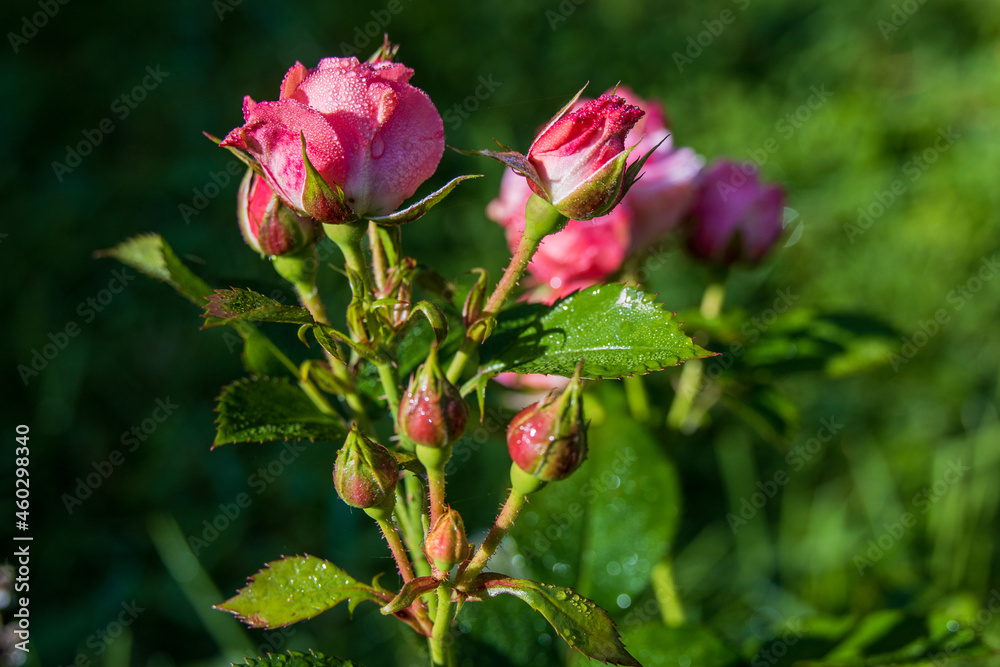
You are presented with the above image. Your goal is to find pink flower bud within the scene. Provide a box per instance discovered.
[527,93,645,220]
[237,170,321,256]
[333,426,399,514]
[221,56,444,223]
[506,376,587,482]
[398,349,468,449]
[685,160,785,265]
[425,506,470,569]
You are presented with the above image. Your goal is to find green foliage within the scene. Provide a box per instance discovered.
[214,377,346,446]
[473,574,639,666]
[216,555,384,629]
[479,285,713,378]
[204,288,314,326]
[96,233,212,305]
[235,650,361,667]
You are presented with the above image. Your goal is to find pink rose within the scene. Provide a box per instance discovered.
[526,93,644,220]
[237,170,320,256]
[685,160,785,265]
[612,87,704,250]
[221,57,444,223]
[487,168,631,304]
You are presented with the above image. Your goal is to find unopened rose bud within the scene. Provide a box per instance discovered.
[399,347,468,451]
[527,92,645,221]
[333,425,399,520]
[237,169,321,257]
[506,373,588,491]
[425,506,470,572]
[684,160,785,266]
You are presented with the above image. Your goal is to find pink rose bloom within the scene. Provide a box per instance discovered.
[612,86,704,250]
[487,168,631,304]
[237,171,320,256]
[685,160,785,265]
[222,57,444,223]
[526,93,644,220]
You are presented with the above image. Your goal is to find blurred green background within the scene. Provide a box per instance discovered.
[2,0,999,665]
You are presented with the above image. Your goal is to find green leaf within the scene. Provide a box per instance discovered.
[234,650,361,667]
[368,174,482,226]
[96,233,212,306]
[479,285,713,379]
[216,555,384,629]
[511,383,681,611]
[203,288,314,327]
[214,377,346,447]
[472,574,640,666]
[602,623,740,667]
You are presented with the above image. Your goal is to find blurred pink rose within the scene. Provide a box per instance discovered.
[526,93,644,220]
[237,171,320,256]
[487,168,631,304]
[222,57,444,223]
[685,160,785,265]
[613,87,704,249]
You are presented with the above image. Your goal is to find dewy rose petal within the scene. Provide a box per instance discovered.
[221,57,444,223]
[526,93,644,220]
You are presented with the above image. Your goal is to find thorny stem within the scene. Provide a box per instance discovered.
[427,466,447,528]
[446,230,545,384]
[377,517,433,634]
[457,487,527,587]
[430,583,455,666]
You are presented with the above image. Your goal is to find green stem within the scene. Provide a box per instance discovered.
[446,230,545,384]
[427,466,447,528]
[651,559,686,628]
[624,376,650,423]
[457,487,527,587]
[430,583,454,666]
[667,282,726,430]
[376,361,402,422]
[377,517,433,634]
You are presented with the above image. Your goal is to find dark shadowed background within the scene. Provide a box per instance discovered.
[2,0,999,665]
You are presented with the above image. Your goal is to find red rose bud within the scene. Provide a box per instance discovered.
[685,160,785,266]
[238,169,320,257]
[333,426,399,519]
[398,347,468,450]
[507,374,588,486]
[527,92,645,220]
[221,56,444,223]
[425,506,470,571]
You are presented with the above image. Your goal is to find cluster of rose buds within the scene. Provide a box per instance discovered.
[487,86,785,304]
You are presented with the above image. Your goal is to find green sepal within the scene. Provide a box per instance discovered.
[300,132,357,224]
[368,174,482,226]
[204,131,265,177]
